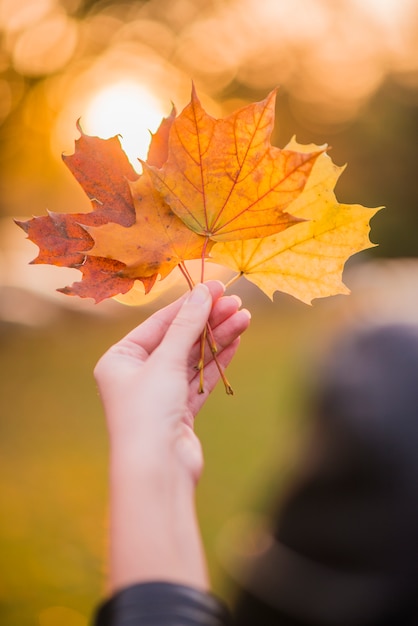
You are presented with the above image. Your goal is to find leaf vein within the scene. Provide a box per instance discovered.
[210,97,273,232]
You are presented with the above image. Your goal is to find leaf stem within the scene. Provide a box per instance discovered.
[177,260,234,395]
[198,327,207,394]
[197,239,209,389]
[201,236,210,283]
[178,262,195,290]
[205,321,234,395]
[224,271,243,290]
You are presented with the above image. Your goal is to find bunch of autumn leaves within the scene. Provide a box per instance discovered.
[17,87,379,306]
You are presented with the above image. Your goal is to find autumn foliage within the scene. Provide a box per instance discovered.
[16,87,379,305]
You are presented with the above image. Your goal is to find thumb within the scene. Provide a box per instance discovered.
[157,283,212,362]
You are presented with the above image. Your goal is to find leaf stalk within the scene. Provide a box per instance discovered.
[178,261,233,395]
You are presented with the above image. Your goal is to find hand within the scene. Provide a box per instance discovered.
[94,281,251,591]
[94,281,251,483]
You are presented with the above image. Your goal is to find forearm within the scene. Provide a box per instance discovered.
[108,443,209,593]
[92,284,249,624]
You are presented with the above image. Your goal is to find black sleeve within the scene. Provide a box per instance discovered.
[93,581,233,626]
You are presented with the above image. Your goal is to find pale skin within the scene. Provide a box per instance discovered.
[94,281,251,593]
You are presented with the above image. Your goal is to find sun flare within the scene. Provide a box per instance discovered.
[82,81,167,171]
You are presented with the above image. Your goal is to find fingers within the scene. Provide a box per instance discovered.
[188,337,242,414]
[209,307,251,354]
[208,294,243,330]
[186,295,250,371]
[118,281,225,357]
[187,305,251,407]
[95,279,249,396]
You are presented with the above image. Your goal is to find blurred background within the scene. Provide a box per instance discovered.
[1,0,418,623]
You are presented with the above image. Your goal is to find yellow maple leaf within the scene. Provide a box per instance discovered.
[210,139,382,304]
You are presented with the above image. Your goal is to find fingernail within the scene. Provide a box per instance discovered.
[212,280,226,293]
[188,283,210,304]
[231,294,242,307]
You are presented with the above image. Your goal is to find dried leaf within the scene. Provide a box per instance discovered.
[211,140,381,304]
[57,257,138,302]
[147,88,323,242]
[15,121,168,301]
[62,122,138,225]
[86,169,211,281]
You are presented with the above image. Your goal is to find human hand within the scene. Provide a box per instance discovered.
[94,281,251,483]
[94,281,250,591]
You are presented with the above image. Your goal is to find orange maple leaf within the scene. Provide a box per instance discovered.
[146,87,323,243]
[85,169,212,281]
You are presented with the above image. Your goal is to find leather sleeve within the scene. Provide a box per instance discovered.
[93,581,233,626]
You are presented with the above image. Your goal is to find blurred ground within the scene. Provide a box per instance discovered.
[1,0,418,623]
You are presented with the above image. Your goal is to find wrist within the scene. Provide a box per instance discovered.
[109,443,196,499]
[109,420,203,488]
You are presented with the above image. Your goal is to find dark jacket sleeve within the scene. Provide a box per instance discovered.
[93,582,233,626]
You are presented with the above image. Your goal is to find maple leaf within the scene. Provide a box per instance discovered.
[15,128,138,265]
[210,139,381,304]
[85,169,212,281]
[146,88,323,242]
[15,115,175,302]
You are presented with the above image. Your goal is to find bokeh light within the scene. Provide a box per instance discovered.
[82,80,168,168]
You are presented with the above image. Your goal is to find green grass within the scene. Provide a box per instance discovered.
[0,292,327,624]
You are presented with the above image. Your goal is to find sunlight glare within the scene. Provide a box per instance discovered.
[82,81,167,171]
[352,0,409,22]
